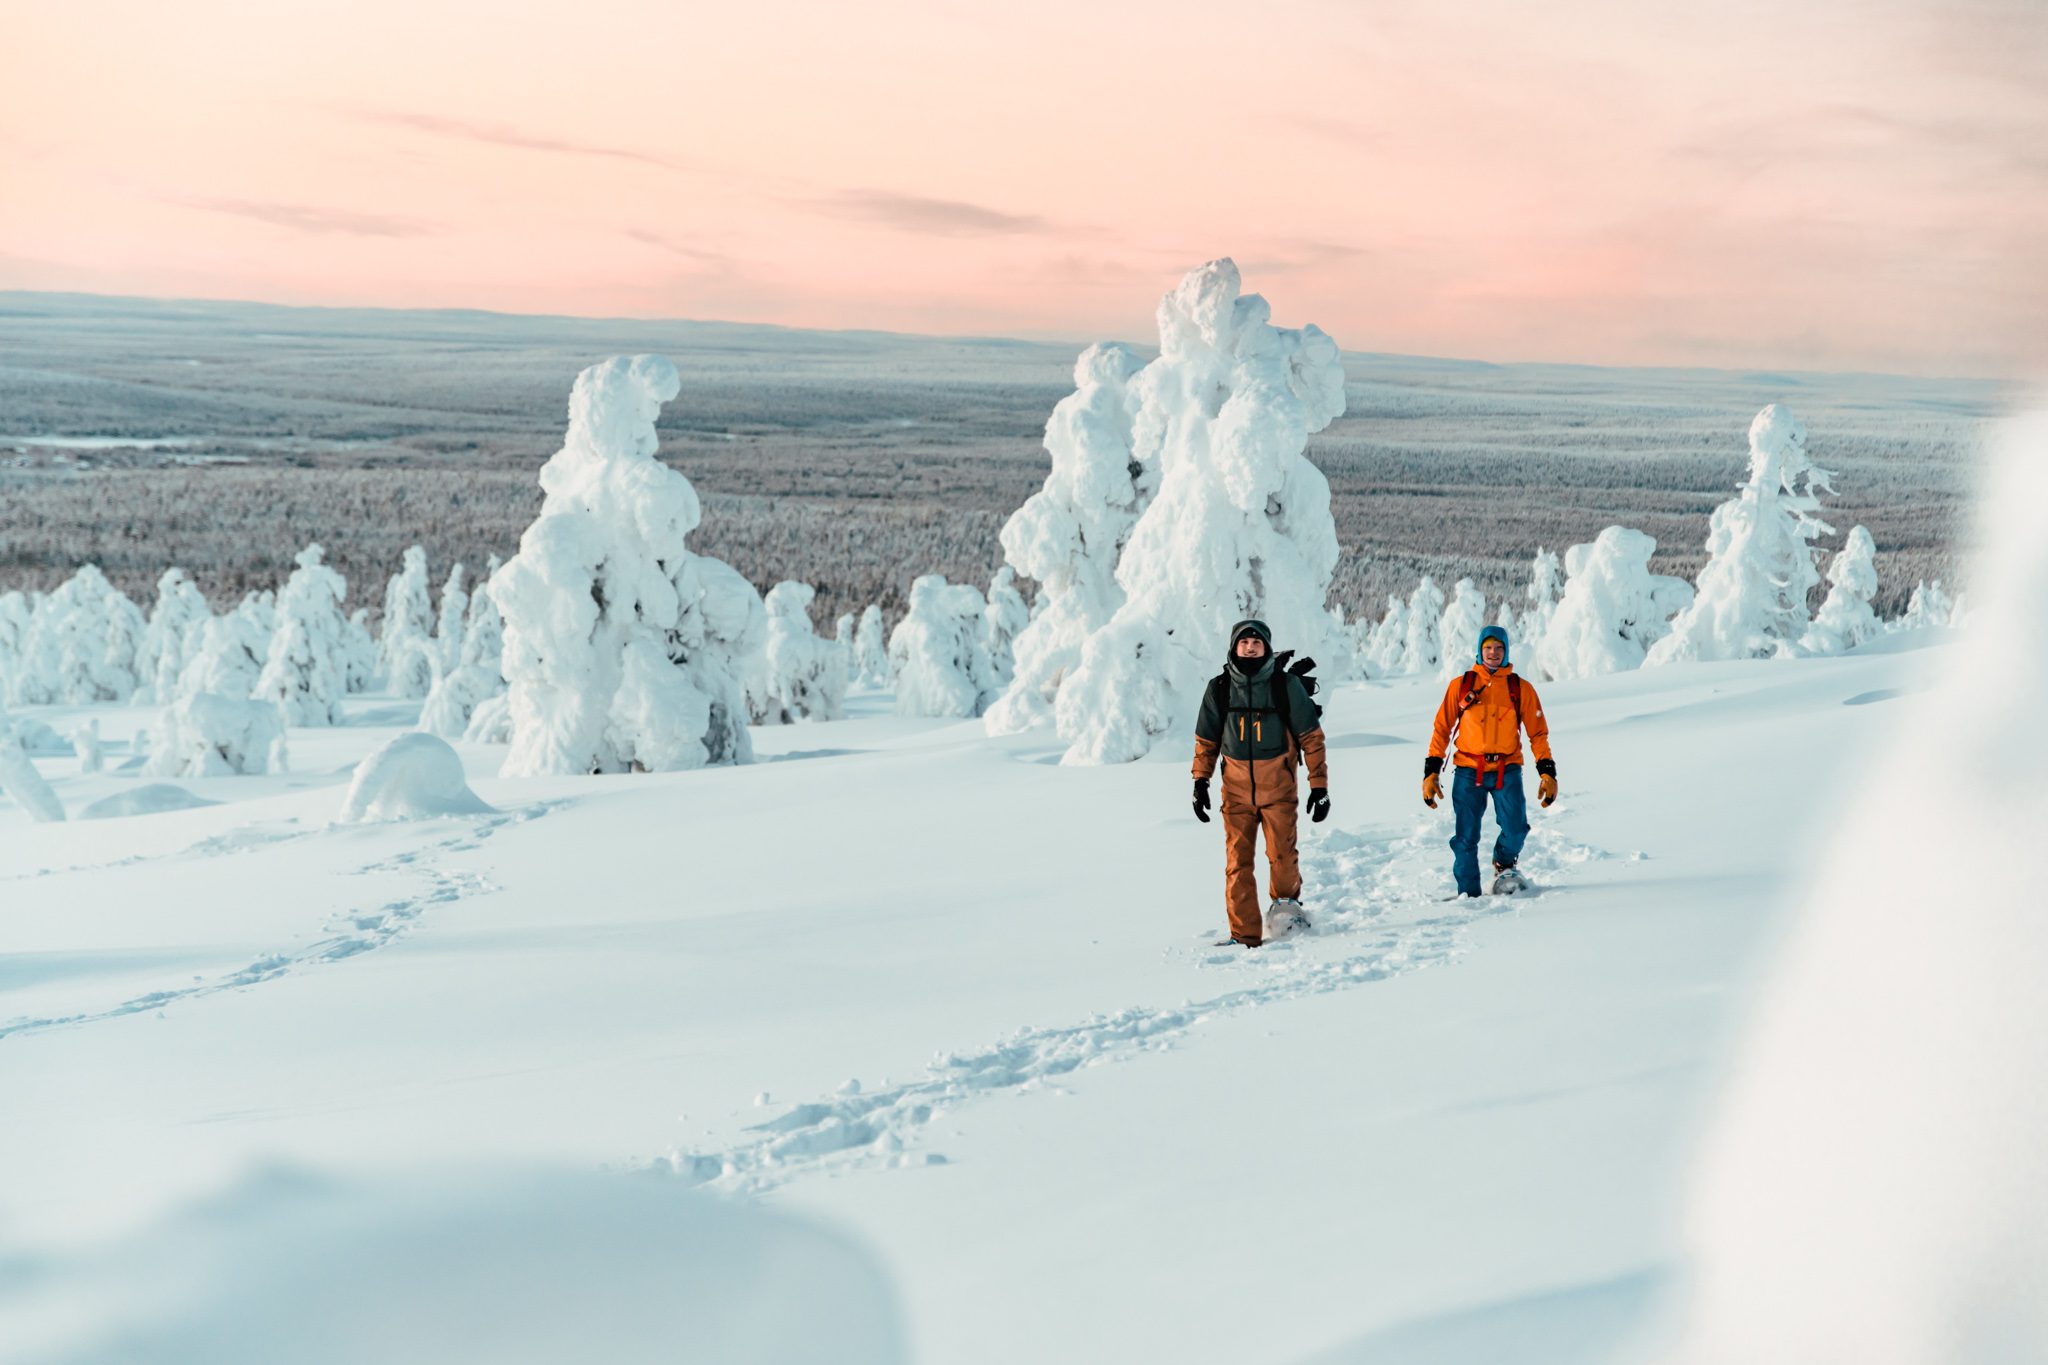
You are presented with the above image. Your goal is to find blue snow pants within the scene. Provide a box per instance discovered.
[1450,762,1530,896]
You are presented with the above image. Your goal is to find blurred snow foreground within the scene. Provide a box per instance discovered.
[991,257,1347,763]
[1659,412,2048,1364]
[1,1168,906,1365]
[490,354,765,776]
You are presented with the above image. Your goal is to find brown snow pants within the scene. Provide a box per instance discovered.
[1222,797,1301,943]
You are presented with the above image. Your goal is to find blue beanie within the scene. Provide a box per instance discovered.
[1476,624,1510,664]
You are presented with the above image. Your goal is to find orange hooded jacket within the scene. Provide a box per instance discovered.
[1428,664,1552,772]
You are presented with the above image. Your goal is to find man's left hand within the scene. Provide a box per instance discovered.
[1538,773,1558,807]
[1306,787,1330,823]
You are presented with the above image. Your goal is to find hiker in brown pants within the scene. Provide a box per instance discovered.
[1191,619,1331,947]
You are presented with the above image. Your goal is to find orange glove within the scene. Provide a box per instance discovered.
[1538,772,1558,807]
[1422,772,1442,808]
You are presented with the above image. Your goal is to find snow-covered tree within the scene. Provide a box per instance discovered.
[1514,548,1564,664]
[146,693,287,777]
[254,544,351,726]
[758,581,848,723]
[420,565,507,739]
[0,591,32,700]
[492,353,766,776]
[1649,405,1834,665]
[1536,527,1695,680]
[341,608,377,693]
[1051,259,1347,763]
[134,569,211,705]
[379,546,436,697]
[852,605,890,688]
[433,563,468,674]
[174,607,269,701]
[1900,578,1956,631]
[14,565,146,704]
[1801,526,1882,655]
[890,574,1000,718]
[1362,594,1408,677]
[982,567,1031,694]
[983,341,1149,734]
[1436,578,1489,679]
[0,700,64,822]
[1401,576,1447,680]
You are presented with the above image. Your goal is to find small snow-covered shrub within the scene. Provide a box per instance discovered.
[147,693,288,777]
[982,567,1031,695]
[379,546,436,697]
[1900,578,1956,631]
[890,574,999,719]
[1650,405,1834,665]
[1401,576,1447,679]
[433,563,468,674]
[1362,594,1408,677]
[420,569,507,739]
[337,732,493,823]
[135,568,211,705]
[852,605,890,689]
[492,354,764,775]
[1514,548,1563,664]
[1537,527,1694,680]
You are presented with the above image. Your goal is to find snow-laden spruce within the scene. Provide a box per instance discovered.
[379,546,436,698]
[1509,548,1563,665]
[1401,576,1446,679]
[890,574,1000,718]
[852,605,890,689]
[1435,578,1488,678]
[432,564,467,674]
[254,544,351,726]
[982,567,1031,694]
[419,566,507,739]
[173,597,271,701]
[1362,594,1408,677]
[342,609,377,693]
[0,591,32,690]
[983,341,1148,735]
[492,354,764,776]
[337,732,493,823]
[1052,260,1346,763]
[1800,526,1882,655]
[1901,578,1955,631]
[12,565,146,705]
[1535,526,1694,681]
[758,581,848,723]
[1650,405,1834,665]
[135,569,211,705]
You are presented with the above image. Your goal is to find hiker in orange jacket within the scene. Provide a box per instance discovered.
[1424,624,1557,896]
[1192,619,1330,946]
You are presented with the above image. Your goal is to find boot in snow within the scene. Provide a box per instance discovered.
[1265,898,1310,939]
[1491,862,1530,895]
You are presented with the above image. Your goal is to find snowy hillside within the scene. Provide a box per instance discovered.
[0,628,1970,1362]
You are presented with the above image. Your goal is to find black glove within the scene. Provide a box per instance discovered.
[1192,778,1211,823]
[1306,787,1330,823]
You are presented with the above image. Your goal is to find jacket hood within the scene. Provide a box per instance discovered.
[1225,618,1275,676]
[1475,624,1511,666]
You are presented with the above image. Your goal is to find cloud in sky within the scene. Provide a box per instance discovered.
[172,196,434,238]
[816,190,1056,237]
[353,109,687,172]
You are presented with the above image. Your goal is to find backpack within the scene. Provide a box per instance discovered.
[1207,651,1319,740]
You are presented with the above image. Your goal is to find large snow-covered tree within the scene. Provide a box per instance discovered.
[135,568,211,705]
[254,544,351,725]
[379,546,436,697]
[1051,259,1347,763]
[983,342,1148,735]
[1650,405,1834,665]
[1536,527,1694,680]
[758,581,848,723]
[13,565,147,705]
[492,353,765,776]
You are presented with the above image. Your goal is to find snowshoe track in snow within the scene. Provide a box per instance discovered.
[663,816,1623,1195]
[0,802,559,1043]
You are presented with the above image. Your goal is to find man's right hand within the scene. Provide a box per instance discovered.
[1192,778,1211,823]
[1422,773,1442,808]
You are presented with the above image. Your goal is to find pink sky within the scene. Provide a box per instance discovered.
[4,0,2042,376]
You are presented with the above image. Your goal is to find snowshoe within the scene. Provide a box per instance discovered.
[1490,865,1530,896]
[1213,934,1262,948]
[1265,899,1310,940]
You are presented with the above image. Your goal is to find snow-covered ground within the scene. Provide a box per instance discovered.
[0,633,1957,1362]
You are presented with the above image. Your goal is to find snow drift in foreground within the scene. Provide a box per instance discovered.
[1054,258,1346,763]
[491,354,763,776]
[337,733,493,823]
[0,1168,906,1365]
[1662,411,2048,1364]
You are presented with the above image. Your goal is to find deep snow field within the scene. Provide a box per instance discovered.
[0,632,1961,1363]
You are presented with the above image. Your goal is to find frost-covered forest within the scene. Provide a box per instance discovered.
[0,292,2000,625]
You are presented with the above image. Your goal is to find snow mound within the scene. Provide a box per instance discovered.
[337,733,493,823]
[0,1167,907,1365]
[79,784,220,820]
